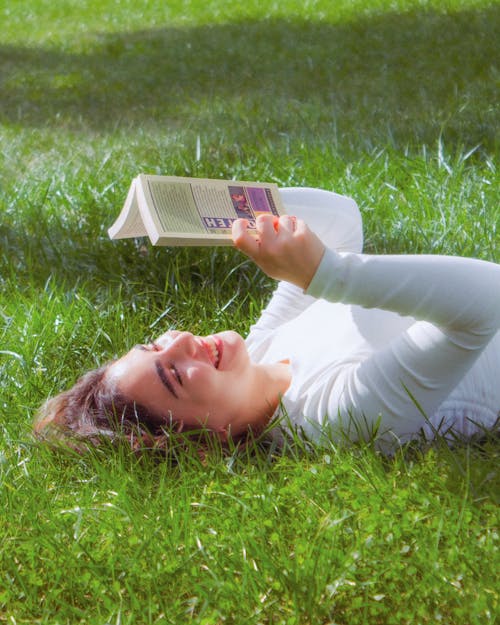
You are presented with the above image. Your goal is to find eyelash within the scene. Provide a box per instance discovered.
[147,343,183,385]
[170,364,182,385]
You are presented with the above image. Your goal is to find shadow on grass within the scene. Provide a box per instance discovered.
[1,5,498,148]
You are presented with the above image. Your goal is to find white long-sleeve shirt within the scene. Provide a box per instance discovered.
[245,188,500,446]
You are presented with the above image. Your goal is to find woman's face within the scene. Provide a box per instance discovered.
[106,330,268,437]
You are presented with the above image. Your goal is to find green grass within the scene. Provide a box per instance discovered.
[0,0,499,623]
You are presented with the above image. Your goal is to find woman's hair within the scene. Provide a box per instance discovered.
[34,364,176,452]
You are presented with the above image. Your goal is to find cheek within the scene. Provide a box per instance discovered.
[183,366,219,401]
[137,383,171,418]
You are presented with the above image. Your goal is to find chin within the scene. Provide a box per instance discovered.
[215,331,248,368]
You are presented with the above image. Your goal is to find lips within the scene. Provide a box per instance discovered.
[201,336,222,368]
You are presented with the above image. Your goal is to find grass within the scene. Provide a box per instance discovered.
[0,0,499,622]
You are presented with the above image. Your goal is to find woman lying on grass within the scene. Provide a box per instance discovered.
[35,188,500,451]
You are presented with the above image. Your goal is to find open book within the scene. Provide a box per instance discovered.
[108,175,286,246]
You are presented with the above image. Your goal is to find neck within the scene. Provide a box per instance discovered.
[251,360,292,426]
[222,361,292,440]
[264,360,292,405]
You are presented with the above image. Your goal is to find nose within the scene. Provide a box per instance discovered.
[158,331,197,357]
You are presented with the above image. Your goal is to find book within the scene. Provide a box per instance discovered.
[108,174,286,246]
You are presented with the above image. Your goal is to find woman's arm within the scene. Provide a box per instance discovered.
[234,214,500,334]
[309,249,500,336]
[310,248,500,439]
[235,216,500,439]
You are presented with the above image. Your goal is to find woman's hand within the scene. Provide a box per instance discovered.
[232,214,325,290]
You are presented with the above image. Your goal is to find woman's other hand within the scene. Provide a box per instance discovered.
[232,214,325,290]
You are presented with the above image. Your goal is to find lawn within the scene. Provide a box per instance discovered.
[0,0,499,623]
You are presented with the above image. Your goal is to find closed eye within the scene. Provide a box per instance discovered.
[171,363,182,385]
[132,343,182,396]
[155,361,178,398]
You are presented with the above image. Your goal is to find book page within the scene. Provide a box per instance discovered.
[108,179,148,239]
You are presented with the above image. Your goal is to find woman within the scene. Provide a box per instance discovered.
[35,188,500,450]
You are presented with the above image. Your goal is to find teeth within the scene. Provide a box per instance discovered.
[206,337,220,368]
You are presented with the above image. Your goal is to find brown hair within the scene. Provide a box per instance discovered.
[34,364,177,452]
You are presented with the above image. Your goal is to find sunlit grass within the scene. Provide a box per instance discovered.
[0,0,499,623]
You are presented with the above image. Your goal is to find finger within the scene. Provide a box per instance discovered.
[232,219,260,257]
[293,218,308,235]
[277,214,297,233]
[255,214,277,240]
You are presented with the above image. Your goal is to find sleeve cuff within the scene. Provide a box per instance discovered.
[305,247,345,300]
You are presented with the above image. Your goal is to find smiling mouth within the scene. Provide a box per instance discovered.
[202,336,221,368]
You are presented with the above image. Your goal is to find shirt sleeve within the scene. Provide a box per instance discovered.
[246,187,364,355]
[305,249,500,440]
